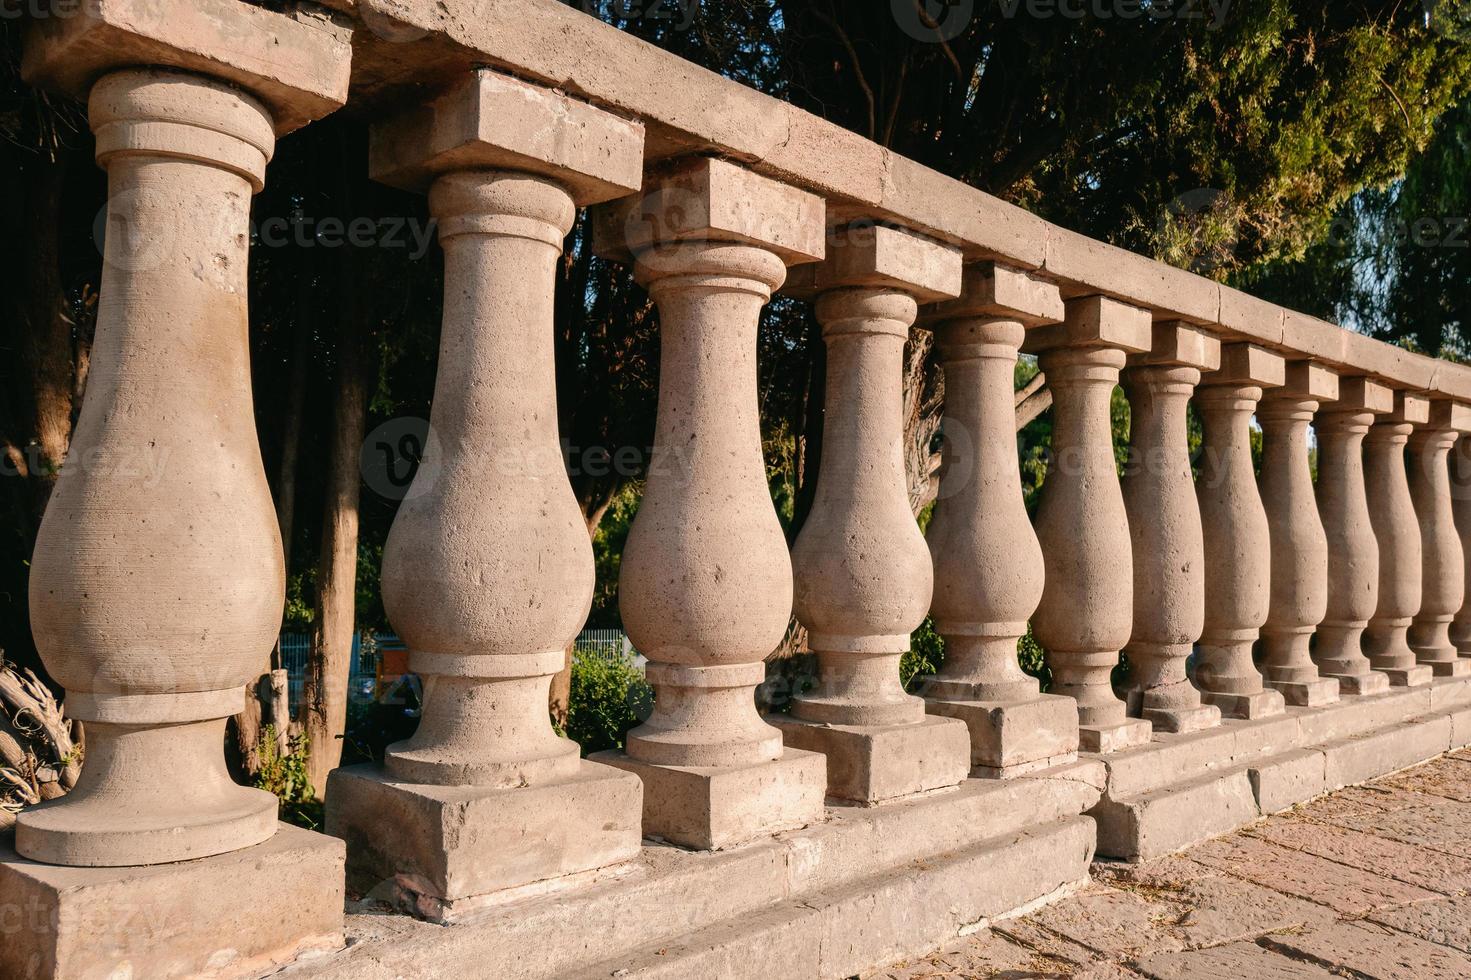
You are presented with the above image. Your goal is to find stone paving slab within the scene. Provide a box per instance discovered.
[872,751,1471,978]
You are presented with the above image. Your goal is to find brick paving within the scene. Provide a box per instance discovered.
[873,749,1471,979]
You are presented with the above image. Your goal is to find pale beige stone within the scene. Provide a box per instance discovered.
[23,0,350,134]
[589,161,826,845]
[1032,297,1152,751]
[1410,402,1471,678]
[782,229,967,804]
[1194,344,1287,719]
[921,265,1079,774]
[1366,393,1436,688]
[1217,284,1287,346]
[369,68,644,203]
[18,70,297,868]
[1121,322,1222,733]
[0,825,343,980]
[329,82,647,905]
[1258,363,1341,707]
[1315,377,1395,695]
[786,223,962,302]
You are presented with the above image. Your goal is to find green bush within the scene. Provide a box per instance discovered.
[565,652,653,755]
[254,726,322,830]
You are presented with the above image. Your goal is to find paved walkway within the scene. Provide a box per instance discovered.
[874,748,1471,979]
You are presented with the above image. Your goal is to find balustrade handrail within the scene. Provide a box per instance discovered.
[330,0,1467,400]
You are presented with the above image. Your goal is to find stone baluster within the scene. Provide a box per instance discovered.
[1408,401,1471,678]
[5,5,351,977]
[1028,296,1153,754]
[1452,434,1471,658]
[589,158,827,849]
[772,225,970,804]
[1258,363,1342,706]
[1314,378,1394,695]
[1120,323,1223,733]
[1194,344,1287,719]
[1364,393,1435,688]
[325,71,647,915]
[920,264,1080,778]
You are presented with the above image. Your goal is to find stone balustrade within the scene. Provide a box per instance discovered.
[5,3,1471,979]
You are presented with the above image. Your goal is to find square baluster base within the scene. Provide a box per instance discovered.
[1267,676,1342,707]
[1142,702,1222,735]
[769,714,970,803]
[1201,688,1287,720]
[924,693,1080,777]
[590,747,827,851]
[1424,658,1471,679]
[1079,718,1153,754]
[1379,665,1435,688]
[1327,670,1392,696]
[0,823,343,980]
[325,760,643,923]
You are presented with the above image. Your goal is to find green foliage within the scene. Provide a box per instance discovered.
[588,486,641,628]
[254,726,321,830]
[902,617,944,691]
[565,652,653,755]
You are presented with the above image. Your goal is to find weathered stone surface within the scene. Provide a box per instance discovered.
[0,824,343,980]
[1368,895,1471,953]
[1248,748,1327,814]
[1131,941,1336,979]
[1251,815,1471,893]
[1188,834,1441,914]
[785,224,962,303]
[1329,797,1471,855]
[1094,768,1259,861]
[925,694,1080,774]
[1321,715,1454,789]
[769,715,970,805]
[1263,920,1471,980]
[593,748,827,851]
[325,762,643,921]
[369,69,645,203]
[24,0,350,134]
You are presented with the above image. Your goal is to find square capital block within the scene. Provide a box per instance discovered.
[1138,321,1220,372]
[1023,294,1151,355]
[592,157,825,265]
[1428,399,1471,433]
[1204,342,1285,388]
[1337,376,1395,414]
[23,0,351,135]
[370,69,645,206]
[925,262,1065,327]
[786,224,962,303]
[1281,361,1339,402]
[1390,391,1432,425]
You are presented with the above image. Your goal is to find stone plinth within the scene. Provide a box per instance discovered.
[0,824,343,980]
[920,264,1081,775]
[326,762,643,921]
[770,715,970,804]
[1027,296,1154,753]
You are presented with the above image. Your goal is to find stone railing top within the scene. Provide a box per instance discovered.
[282,1,1471,402]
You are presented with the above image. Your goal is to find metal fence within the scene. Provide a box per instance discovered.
[280,628,641,712]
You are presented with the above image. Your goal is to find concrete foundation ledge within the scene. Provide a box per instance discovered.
[277,760,1104,980]
[1092,675,1471,861]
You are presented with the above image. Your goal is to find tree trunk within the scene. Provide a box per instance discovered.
[302,237,369,800]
